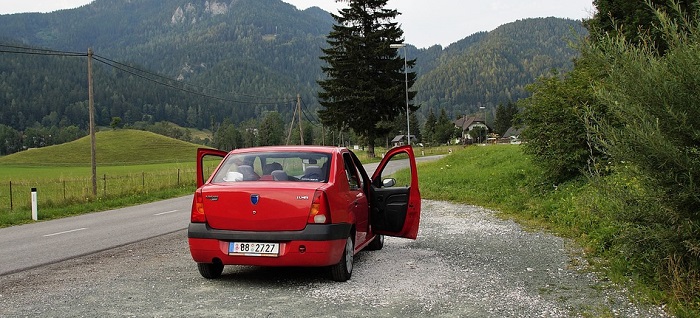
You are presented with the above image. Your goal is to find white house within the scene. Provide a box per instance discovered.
[453,115,490,144]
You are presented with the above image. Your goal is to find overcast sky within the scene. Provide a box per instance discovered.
[0,0,595,48]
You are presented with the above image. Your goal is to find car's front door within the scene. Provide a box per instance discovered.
[196,148,228,187]
[369,145,421,239]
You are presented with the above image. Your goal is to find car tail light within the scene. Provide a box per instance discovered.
[307,190,331,224]
[191,189,207,223]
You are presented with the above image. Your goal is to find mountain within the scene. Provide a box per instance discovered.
[0,0,586,133]
[416,17,585,118]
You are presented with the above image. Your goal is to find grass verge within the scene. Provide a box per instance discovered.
[0,186,193,226]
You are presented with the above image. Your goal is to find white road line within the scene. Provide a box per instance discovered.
[43,228,87,237]
[154,210,179,216]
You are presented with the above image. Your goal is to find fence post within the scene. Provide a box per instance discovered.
[9,181,13,211]
[31,188,38,221]
[103,174,107,195]
[142,172,145,187]
[178,169,181,186]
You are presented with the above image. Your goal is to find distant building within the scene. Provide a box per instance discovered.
[391,134,416,147]
[453,115,491,144]
[501,126,525,144]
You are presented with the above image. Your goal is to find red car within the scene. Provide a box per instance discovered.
[188,145,421,281]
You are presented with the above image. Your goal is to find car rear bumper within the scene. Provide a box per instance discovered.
[187,222,352,267]
[188,222,351,241]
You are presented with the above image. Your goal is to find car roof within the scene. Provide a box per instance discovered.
[229,145,346,155]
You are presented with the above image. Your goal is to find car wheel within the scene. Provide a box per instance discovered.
[330,236,354,282]
[197,261,224,279]
[365,234,384,251]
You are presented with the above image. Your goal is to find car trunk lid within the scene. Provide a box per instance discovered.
[201,183,322,231]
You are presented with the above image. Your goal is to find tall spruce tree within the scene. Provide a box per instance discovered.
[318,0,417,156]
[493,101,519,136]
[423,108,437,146]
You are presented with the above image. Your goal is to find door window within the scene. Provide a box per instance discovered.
[343,153,362,190]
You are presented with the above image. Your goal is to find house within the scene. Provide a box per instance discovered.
[391,134,416,147]
[453,115,491,144]
[501,126,525,144]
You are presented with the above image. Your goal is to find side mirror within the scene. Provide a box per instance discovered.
[382,178,396,188]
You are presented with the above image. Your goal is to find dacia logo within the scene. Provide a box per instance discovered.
[250,194,260,205]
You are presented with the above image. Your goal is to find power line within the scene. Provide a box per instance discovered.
[0,42,294,105]
[300,97,322,127]
[93,55,283,105]
[0,43,86,57]
[94,54,289,102]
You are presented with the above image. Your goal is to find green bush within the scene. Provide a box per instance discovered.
[589,12,700,307]
[519,49,609,184]
[520,6,700,313]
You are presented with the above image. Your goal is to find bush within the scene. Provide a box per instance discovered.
[519,58,607,184]
[587,10,700,310]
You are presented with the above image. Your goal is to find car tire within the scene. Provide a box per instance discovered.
[365,234,384,251]
[197,261,224,279]
[330,236,354,282]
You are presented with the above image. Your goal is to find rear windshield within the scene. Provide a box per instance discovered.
[211,151,331,183]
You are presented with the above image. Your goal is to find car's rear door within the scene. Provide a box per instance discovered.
[196,148,228,187]
[369,145,421,239]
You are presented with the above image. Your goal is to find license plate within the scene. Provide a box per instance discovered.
[228,242,279,257]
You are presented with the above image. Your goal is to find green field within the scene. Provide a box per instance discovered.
[0,129,202,166]
[0,130,206,224]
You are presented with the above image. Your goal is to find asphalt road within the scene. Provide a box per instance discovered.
[0,196,192,275]
[0,156,441,276]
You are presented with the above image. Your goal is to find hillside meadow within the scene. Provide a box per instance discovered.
[0,130,207,224]
[1,129,201,166]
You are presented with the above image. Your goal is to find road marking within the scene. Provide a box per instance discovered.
[43,228,87,237]
[154,210,179,216]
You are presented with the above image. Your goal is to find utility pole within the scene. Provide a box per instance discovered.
[297,94,304,145]
[285,94,305,145]
[88,48,97,196]
[285,99,296,145]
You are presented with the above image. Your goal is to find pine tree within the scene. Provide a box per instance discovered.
[258,111,285,146]
[435,108,455,144]
[409,112,421,143]
[423,108,437,146]
[318,0,417,156]
[493,101,519,136]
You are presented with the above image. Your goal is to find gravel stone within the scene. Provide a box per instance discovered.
[0,200,669,317]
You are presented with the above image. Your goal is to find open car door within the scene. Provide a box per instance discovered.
[369,145,421,239]
[196,148,228,188]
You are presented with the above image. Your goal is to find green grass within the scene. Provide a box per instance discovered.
[0,129,203,166]
[0,129,206,225]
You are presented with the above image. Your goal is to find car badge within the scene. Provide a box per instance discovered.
[250,194,260,205]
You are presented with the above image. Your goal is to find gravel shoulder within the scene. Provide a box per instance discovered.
[0,200,669,317]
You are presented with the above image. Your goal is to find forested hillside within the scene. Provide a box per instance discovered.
[0,0,585,151]
[416,18,585,118]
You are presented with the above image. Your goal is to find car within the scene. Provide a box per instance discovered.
[187,145,421,281]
